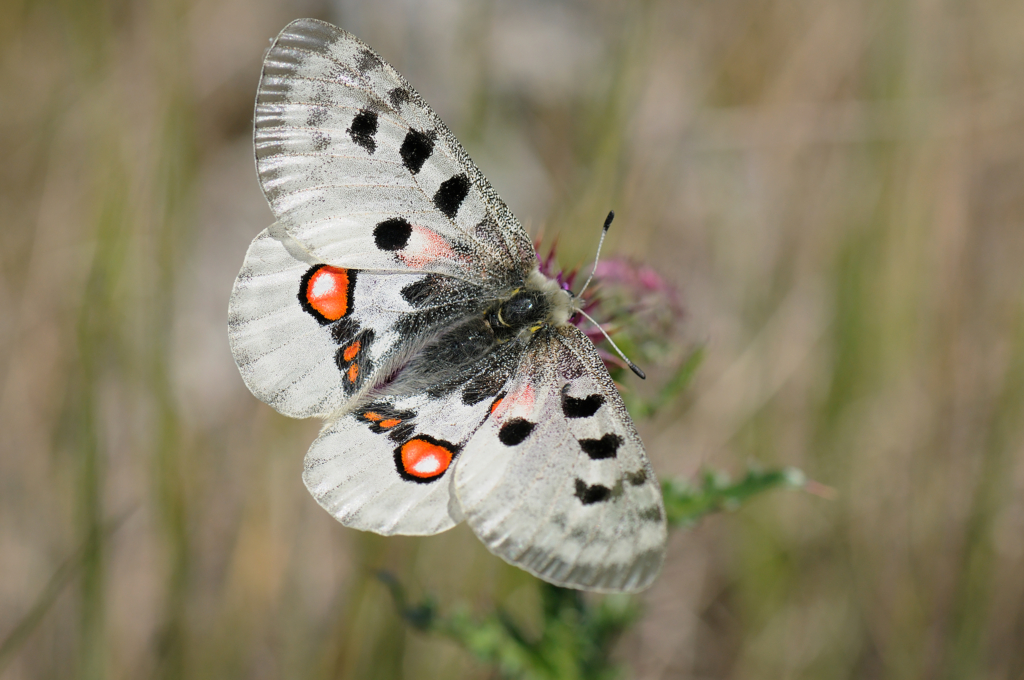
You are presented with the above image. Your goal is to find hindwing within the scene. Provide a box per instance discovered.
[303,341,525,534]
[455,326,667,592]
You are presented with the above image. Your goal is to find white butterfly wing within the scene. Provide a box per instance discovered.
[228,226,488,418]
[233,18,668,591]
[454,326,667,592]
[303,341,525,534]
[233,18,542,419]
[255,18,535,284]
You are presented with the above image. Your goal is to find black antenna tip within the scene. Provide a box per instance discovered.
[603,210,615,231]
[626,360,646,380]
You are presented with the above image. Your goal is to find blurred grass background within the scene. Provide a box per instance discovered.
[2,0,1024,678]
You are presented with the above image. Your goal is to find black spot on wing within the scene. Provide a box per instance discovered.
[374,217,412,251]
[574,479,612,505]
[341,355,372,396]
[400,129,435,174]
[498,418,535,446]
[330,317,360,345]
[624,469,648,486]
[356,403,416,422]
[386,421,416,443]
[579,434,623,460]
[562,390,604,418]
[334,329,375,371]
[639,506,663,522]
[347,109,378,154]
[389,87,411,108]
[355,49,381,73]
[433,173,470,219]
[356,402,417,440]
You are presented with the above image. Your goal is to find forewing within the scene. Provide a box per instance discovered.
[303,341,525,535]
[228,226,487,418]
[255,18,536,284]
[454,325,667,592]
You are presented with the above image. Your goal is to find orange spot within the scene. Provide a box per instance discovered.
[305,266,351,320]
[400,438,453,478]
[343,341,361,362]
[347,363,359,383]
[379,418,401,428]
[362,412,382,422]
[490,398,503,414]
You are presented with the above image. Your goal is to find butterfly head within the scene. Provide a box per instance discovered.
[527,212,648,379]
[523,269,575,328]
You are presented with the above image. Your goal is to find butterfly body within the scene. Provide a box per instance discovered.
[229,18,667,591]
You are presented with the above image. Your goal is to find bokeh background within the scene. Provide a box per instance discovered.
[3,0,1024,677]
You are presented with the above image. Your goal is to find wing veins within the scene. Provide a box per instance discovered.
[258,150,406,165]
[259,54,521,269]
[263,47,383,99]
[271,181,420,194]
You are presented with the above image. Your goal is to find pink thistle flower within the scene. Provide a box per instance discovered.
[536,242,685,376]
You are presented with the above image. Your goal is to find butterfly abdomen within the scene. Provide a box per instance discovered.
[419,318,496,367]
[381,278,563,396]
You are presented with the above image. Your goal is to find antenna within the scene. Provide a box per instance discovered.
[575,210,614,299]
[576,308,646,380]
[570,210,646,379]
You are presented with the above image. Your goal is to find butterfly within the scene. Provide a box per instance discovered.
[228,18,666,592]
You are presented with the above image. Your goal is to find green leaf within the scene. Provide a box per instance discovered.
[662,466,808,528]
[622,346,705,419]
[378,463,814,679]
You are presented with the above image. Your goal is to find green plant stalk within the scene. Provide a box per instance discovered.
[662,466,808,529]
[381,465,809,679]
